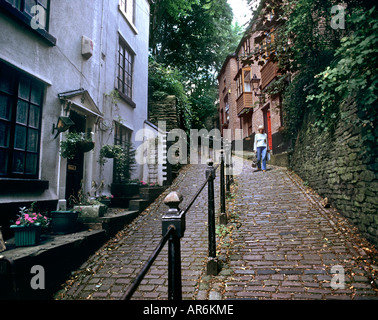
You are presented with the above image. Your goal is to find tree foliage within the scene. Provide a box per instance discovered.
[149,0,242,130]
[244,0,377,140]
[148,57,192,130]
[307,6,378,133]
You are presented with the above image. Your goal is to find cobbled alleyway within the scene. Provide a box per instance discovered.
[55,156,378,300]
[55,162,218,300]
[199,157,378,300]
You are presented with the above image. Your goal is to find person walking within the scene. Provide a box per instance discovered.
[253,125,269,172]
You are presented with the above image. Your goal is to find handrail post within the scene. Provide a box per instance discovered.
[219,150,227,225]
[225,140,231,194]
[206,159,220,275]
[162,191,185,300]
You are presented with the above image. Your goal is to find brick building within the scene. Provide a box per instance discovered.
[218,53,238,141]
[218,22,290,161]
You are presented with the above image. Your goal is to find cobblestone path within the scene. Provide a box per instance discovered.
[199,156,378,300]
[55,156,378,300]
[55,162,219,300]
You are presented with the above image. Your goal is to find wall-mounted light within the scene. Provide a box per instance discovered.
[251,74,263,97]
[52,116,75,139]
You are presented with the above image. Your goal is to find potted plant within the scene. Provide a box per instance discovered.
[99,143,139,202]
[60,132,95,159]
[96,194,114,207]
[139,181,166,203]
[50,210,79,235]
[10,204,50,247]
[69,182,107,218]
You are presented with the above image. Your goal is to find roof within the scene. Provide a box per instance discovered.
[58,88,103,118]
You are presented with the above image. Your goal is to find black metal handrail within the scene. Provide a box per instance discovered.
[121,226,175,300]
[181,162,220,216]
[123,151,232,300]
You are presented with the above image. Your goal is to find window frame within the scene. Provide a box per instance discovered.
[0,0,56,45]
[236,67,252,98]
[118,0,138,34]
[116,36,136,108]
[0,61,44,179]
[113,122,132,183]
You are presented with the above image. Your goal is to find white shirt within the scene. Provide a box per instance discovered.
[254,133,268,151]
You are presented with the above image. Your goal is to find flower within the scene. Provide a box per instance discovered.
[12,204,50,229]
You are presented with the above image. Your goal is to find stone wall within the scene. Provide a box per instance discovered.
[290,99,378,246]
[148,95,179,131]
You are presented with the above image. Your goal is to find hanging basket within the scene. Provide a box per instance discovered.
[77,140,95,153]
[102,149,115,158]
[60,132,95,159]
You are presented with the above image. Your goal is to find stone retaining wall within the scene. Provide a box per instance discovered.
[290,99,378,246]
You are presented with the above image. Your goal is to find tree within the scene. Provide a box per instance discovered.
[148,57,192,131]
[149,0,242,130]
[244,0,377,140]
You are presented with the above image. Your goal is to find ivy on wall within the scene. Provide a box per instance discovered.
[245,1,377,145]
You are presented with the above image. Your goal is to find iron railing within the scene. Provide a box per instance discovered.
[124,141,234,300]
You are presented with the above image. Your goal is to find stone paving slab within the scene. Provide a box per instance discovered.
[199,156,378,300]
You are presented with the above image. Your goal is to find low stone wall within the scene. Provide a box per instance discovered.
[290,100,378,246]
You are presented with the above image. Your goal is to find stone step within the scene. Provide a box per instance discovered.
[129,199,150,212]
[0,229,106,299]
[79,210,140,237]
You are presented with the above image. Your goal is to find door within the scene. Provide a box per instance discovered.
[263,106,273,150]
[65,111,86,205]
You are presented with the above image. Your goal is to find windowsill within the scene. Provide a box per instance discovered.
[118,5,138,35]
[0,1,56,46]
[116,89,136,108]
[0,178,49,192]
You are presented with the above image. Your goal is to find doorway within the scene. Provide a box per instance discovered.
[65,110,86,205]
[263,105,273,151]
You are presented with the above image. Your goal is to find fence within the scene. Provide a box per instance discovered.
[123,142,234,300]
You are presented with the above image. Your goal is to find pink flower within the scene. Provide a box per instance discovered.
[24,213,29,219]
[16,221,21,225]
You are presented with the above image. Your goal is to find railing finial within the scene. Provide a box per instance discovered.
[164,191,183,212]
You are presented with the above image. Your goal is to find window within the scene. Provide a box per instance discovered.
[114,122,132,148]
[117,37,134,103]
[119,0,134,24]
[236,67,251,97]
[113,122,132,182]
[4,0,50,31]
[242,38,251,56]
[244,69,251,92]
[0,62,43,178]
